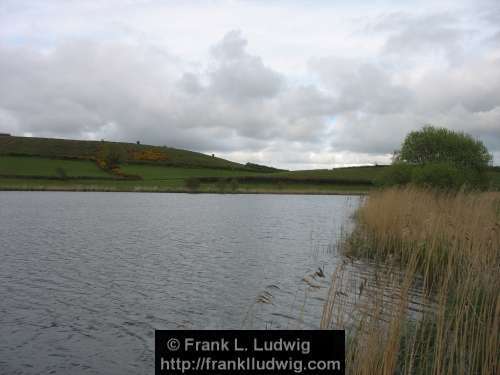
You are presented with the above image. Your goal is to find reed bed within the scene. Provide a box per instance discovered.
[322,187,500,375]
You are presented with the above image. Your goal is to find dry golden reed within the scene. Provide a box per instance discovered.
[322,187,500,375]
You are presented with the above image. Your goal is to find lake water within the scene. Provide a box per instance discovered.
[0,192,361,374]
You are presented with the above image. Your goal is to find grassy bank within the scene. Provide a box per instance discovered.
[1,136,499,193]
[0,136,376,193]
[0,135,252,170]
[0,155,111,178]
[0,177,369,195]
[322,187,499,374]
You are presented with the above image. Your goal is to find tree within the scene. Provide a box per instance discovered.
[399,126,492,170]
[381,126,492,190]
[98,144,126,170]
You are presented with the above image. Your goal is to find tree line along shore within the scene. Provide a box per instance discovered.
[1,131,499,194]
[0,135,387,194]
[320,127,499,374]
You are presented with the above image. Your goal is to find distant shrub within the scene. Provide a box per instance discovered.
[383,126,493,190]
[456,167,490,190]
[377,163,414,186]
[55,167,68,180]
[379,162,490,190]
[411,163,462,190]
[97,160,107,170]
[399,125,492,169]
[106,151,123,168]
[130,149,168,161]
[97,144,126,170]
[216,178,227,192]
[230,178,239,191]
[185,177,201,190]
[411,163,490,190]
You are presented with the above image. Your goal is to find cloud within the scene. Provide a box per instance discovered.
[304,7,500,161]
[311,57,414,114]
[210,30,247,61]
[209,31,284,101]
[372,12,468,63]
[0,32,335,165]
[0,1,499,168]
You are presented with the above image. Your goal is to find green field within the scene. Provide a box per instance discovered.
[0,156,374,194]
[273,166,387,182]
[1,135,498,194]
[0,135,254,170]
[119,164,263,180]
[0,177,371,194]
[0,155,384,182]
[0,156,110,178]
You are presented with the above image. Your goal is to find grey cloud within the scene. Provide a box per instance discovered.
[479,0,500,25]
[0,32,332,160]
[208,58,283,101]
[0,41,181,138]
[210,30,247,61]
[1,11,499,169]
[278,86,335,119]
[177,73,204,95]
[486,30,500,45]
[413,59,500,115]
[308,38,499,158]
[0,107,20,133]
[328,112,420,154]
[385,25,463,58]
[208,31,284,101]
[311,57,414,114]
[370,12,468,64]
[431,106,500,151]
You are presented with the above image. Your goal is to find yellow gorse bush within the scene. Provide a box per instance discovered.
[130,149,169,161]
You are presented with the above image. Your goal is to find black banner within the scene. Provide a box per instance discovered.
[155,330,345,375]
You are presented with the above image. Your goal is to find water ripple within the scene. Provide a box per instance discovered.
[0,192,360,374]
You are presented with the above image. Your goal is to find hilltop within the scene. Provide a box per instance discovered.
[0,135,375,193]
[2,135,496,194]
[0,135,268,171]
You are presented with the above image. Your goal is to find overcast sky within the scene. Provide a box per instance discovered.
[1,0,499,169]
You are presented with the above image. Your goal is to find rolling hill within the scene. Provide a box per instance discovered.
[0,135,379,193]
[0,135,256,170]
[1,135,497,193]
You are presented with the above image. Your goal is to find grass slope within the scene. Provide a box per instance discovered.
[0,136,377,193]
[0,177,371,194]
[120,164,263,180]
[278,166,386,179]
[0,156,110,178]
[0,135,249,170]
[1,135,498,193]
[272,166,387,183]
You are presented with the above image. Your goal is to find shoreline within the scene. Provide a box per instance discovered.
[333,188,500,374]
[0,186,368,195]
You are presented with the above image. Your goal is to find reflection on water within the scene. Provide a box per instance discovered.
[0,192,429,374]
[0,192,359,374]
[320,255,436,333]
